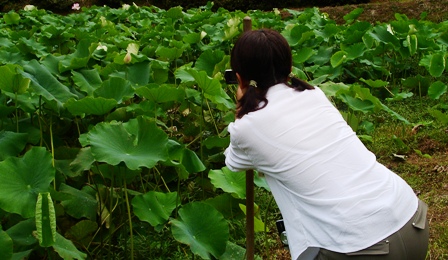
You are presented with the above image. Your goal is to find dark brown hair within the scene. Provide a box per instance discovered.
[231,29,314,118]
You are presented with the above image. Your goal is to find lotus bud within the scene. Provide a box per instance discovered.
[96,43,108,52]
[124,53,132,64]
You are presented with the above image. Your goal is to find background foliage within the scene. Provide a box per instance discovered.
[0,1,447,259]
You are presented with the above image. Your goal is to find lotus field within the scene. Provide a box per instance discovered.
[0,2,447,259]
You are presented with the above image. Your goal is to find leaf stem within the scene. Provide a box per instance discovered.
[123,176,134,260]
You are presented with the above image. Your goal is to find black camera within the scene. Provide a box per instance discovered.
[276,219,288,247]
[224,69,238,84]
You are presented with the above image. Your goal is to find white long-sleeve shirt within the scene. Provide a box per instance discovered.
[225,83,417,260]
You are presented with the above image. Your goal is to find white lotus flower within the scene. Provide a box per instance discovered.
[122,4,130,10]
[24,5,36,11]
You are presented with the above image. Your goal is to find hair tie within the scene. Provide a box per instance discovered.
[249,80,258,88]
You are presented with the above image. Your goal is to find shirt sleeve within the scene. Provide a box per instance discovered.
[224,122,253,172]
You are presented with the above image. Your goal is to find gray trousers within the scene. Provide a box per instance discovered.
[315,199,429,260]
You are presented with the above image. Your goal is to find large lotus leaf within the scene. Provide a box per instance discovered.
[165,140,206,177]
[187,69,234,109]
[220,241,263,260]
[132,191,178,227]
[368,25,400,50]
[3,11,20,24]
[0,147,54,218]
[0,229,13,260]
[150,60,169,84]
[53,232,87,260]
[6,218,37,246]
[195,49,225,77]
[21,60,77,111]
[59,183,97,220]
[127,61,151,86]
[209,167,246,199]
[19,37,49,58]
[65,97,117,116]
[0,64,30,94]
[204,193,243,219]
[171,202,229,259]
[428,81,447,100]
[65,220,98,246]
[87,117,169,170]
[94,77,134,103]
[58,39,92,73]
[0,104,15,118]
[0,131,28,161]
[70,147,95,174]
[419,52,446,78]
[135,84,184,103]
[343,7,364,24]
[72,69,103,96]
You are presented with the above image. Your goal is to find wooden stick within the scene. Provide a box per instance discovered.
[242,16,254,260]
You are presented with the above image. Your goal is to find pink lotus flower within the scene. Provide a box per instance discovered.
[72,3,80,11]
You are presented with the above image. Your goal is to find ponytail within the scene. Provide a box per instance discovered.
[288,73,315,91]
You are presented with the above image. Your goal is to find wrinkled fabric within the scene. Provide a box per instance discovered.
[225,84,418,260]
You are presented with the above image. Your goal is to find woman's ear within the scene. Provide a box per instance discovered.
[236,73,246,89]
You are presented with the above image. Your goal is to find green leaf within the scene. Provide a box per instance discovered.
[65,97,117,116]
[3,12,20,24]
[220,242,246,260]
[135,85,184,103]
[339,94,375,113]
[127,61,151,86]
[343,8,363,24]
[94,77,134,103]
[428,108,448,125]
[0,64,30,94]
[204,193,243,219]
[132,191,178,227]
[72,69,102,96]
[53,232,87,260]
[0,131,28,160]
[330,51,347,68]
[428,81,447,99]
[360,78,389,88]
[368,25,400,50]
[293,47,315,64]
[70,147,95,173]
[428,53,445,77]
[0,147,54,218]
[59,39,92,73]
[171,202,229,259]
[187,69,234,109]
[195,49,225,77]
[65,220,98,245]
[419,53,446,77]
[86,117,169,170]
[165,7,184,20]
[0,229,13,260]
[35,192,56,247]
[407,34,417,55]
[6,218,37,246]
[239,204,266,232]
[22,60,77,111]
[209,167,246,199]
[59,183,97,220]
